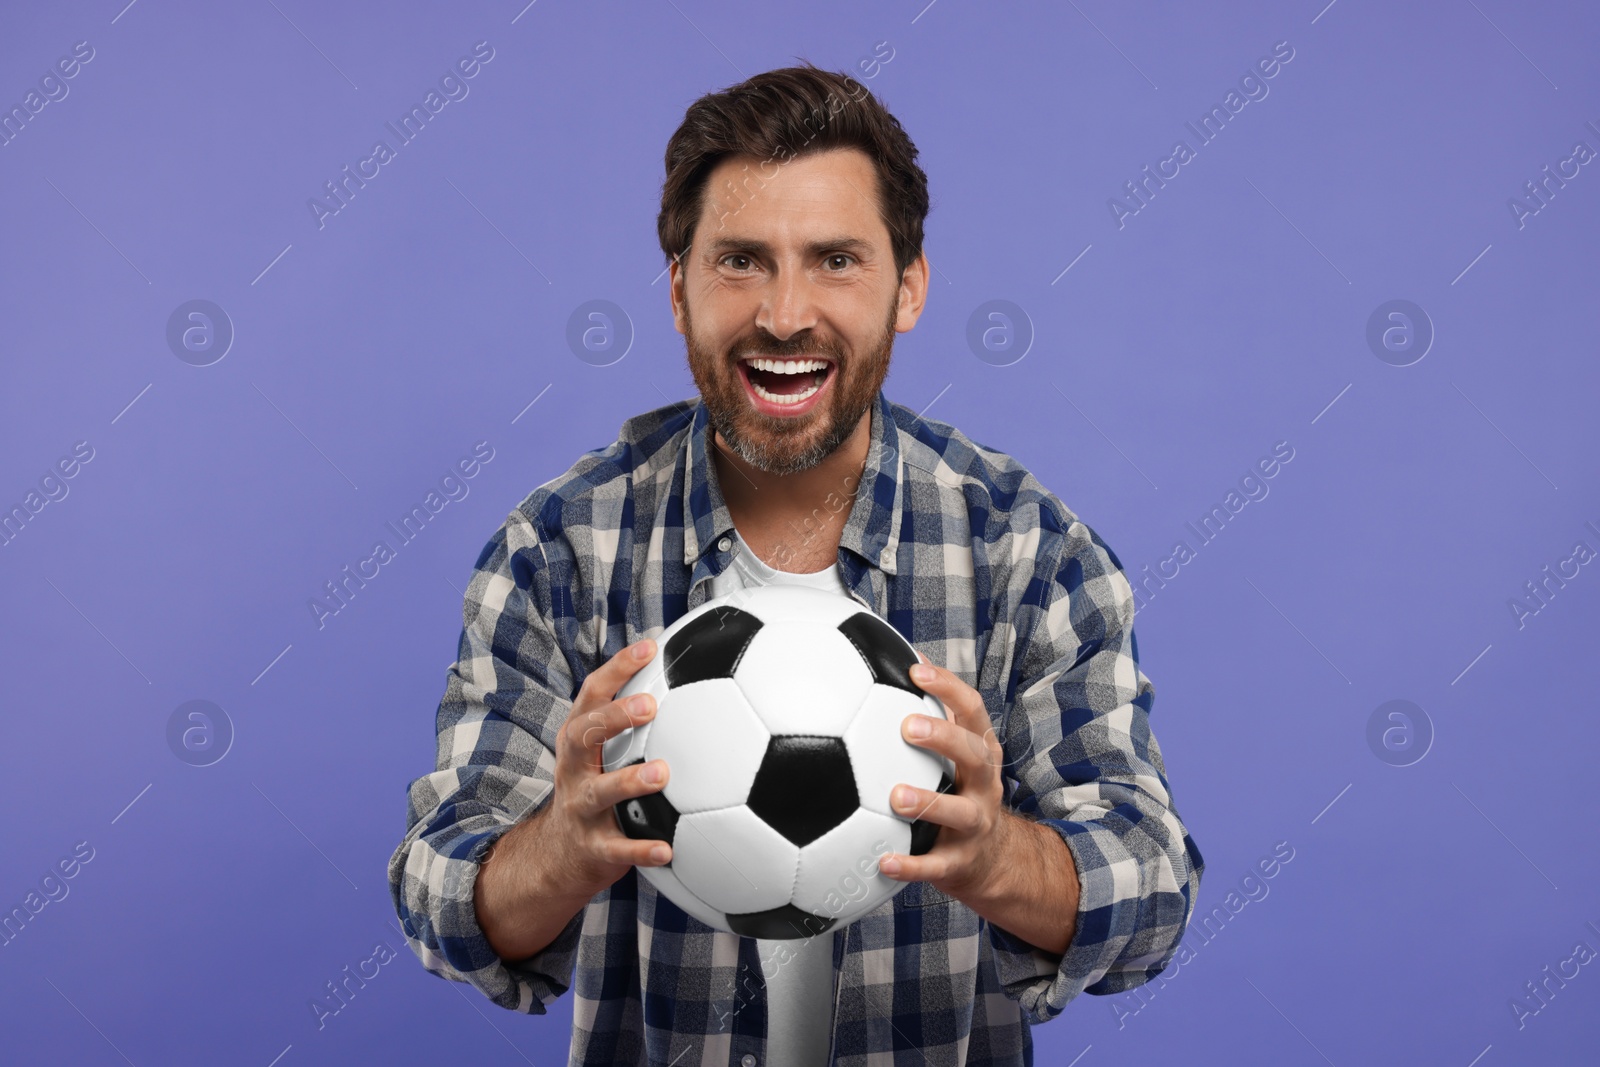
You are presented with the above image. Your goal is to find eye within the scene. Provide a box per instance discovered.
[824,254,855,271]
[720,254,755,271]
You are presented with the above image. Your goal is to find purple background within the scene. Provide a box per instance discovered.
[2,1,1597,1063]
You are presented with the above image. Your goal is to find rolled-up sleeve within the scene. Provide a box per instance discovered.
[386,505,585,1012]
[986,504,1204,1022]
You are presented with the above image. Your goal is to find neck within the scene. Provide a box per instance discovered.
[712,410,872,546]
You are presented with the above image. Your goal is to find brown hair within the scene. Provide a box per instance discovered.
[657,62,930,280]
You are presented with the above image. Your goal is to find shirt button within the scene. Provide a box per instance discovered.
[718,536,732,552]
[741,1056,756,1067]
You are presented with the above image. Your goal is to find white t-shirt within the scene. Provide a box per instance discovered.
[705,529,843,1067]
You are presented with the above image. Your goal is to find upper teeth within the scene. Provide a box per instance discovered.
[743,357,829,375]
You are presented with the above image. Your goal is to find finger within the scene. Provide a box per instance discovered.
[877,851,948,883]
[906,667,1003,773]
[889,784,981,832]
[598,833,672,868]
[577,758,670,815]
[576,637,658,710]
[563,690,655,774]
[908,660,989,739]
[901,712,994,784]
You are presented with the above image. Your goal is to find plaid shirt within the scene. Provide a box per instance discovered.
[388,388,1204,1065]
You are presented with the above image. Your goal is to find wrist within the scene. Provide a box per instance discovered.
[945,808,1028,911]
[474,811,597,961]
[979,812,1079,956]
[506,804,608,908]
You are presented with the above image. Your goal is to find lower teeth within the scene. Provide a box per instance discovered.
[751,373,823,406]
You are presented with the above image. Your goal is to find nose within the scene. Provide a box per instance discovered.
[755,264,820,343]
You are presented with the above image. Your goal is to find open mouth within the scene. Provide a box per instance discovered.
[738,356,834,407]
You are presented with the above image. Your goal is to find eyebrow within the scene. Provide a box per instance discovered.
[702,236,875,259]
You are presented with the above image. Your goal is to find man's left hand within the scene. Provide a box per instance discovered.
[876,651,1082,957]
[876,651,1016,902]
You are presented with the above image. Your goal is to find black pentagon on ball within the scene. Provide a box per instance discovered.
[837,612,921,697]
[746,736,859,847]
[908,773,956,856]
[663,605,764,687]
[726,903,837,940]
[613,760,679,857]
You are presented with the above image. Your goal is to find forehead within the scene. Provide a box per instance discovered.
[698,146,888,248]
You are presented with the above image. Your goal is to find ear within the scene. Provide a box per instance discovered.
[894,251,930,333]
[669,258,688,336]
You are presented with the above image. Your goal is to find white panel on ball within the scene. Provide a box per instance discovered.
[736,619,876,737]
[672,806,800,915]
[790,807,911,922]
[842,686,950,818]
[645,679,770,814]
[730,584,864,628]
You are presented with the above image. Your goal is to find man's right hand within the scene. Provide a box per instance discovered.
[474,637,672,962]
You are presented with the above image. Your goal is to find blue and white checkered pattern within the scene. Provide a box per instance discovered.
[387,388,1204,1065]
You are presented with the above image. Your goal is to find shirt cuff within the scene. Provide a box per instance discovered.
[392,819,585,1014]
[985,817,1184,1023]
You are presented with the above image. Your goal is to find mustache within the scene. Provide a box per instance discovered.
[730,331,842,361]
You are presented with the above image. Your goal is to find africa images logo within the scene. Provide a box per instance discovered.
[307,41,495,229]
[1107,40,1296,229]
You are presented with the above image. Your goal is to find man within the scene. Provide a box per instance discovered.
[388,64,1203,1065]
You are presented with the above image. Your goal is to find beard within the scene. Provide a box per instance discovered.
[683,296,897,477]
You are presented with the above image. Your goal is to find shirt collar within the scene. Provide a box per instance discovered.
[681,389,904,577]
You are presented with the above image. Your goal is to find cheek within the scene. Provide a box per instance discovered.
[687,307,749,359]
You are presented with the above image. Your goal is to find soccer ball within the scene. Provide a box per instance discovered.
[602,585,954,939]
